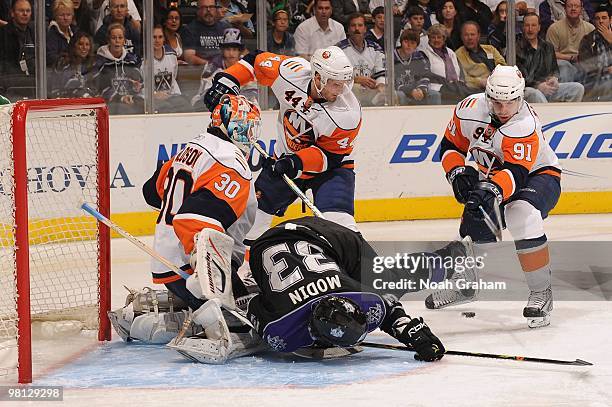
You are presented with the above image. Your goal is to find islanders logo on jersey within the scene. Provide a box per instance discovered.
[282,109,316,151]
[471,147,504,175]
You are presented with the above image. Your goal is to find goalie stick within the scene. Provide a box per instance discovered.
[79,202,254,329]
[250,141,325,219]
[360,342,593,366]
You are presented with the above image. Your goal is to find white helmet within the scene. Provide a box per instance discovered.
[310,46,354,96]
[485,65,525,118]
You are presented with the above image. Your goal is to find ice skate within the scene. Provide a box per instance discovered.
[523,286,552,328]
[425,237,479,309]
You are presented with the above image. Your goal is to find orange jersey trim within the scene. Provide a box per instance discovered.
[491,169,516,200]
[296,146,326,173]
[156,159,174,200]
[501,132,540,172]
[316,119,361,156]
[173,217,225,254]
[441,150,467,174]
[192,161,251,219]
[444,110,469,153]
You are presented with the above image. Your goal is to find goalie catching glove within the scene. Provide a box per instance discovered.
[392,316,445,361]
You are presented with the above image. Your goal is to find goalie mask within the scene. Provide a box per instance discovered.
[308,296,368,348]
[485,65,525,123]
[210,94,261,155]
[310,46,354,100]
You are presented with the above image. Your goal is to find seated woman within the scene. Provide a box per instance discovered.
[152,24,191,113]
[393,29,441,105]
[162,7,185,62]
[421,24,478,104]
[47,0,76,67]
[50,31,97,97]
[92,22,143,115]
[487,0,507,55]
[435,0,463,50]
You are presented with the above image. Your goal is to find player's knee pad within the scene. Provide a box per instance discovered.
[321,211,358,231]
[505,200,544,241]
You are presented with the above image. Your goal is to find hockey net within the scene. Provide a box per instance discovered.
[0,99,111,383]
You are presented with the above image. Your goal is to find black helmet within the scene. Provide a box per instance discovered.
[308,296,368,347]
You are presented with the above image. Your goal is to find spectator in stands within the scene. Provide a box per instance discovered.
[539,0,594,33]
[487,0,507,54]
[337,12,386,106]
[331,0,369,27]
[422,23,475,103]
[365,6,384,48]
[288,0,313,31]
[93,0,141,32]
[578,4,612,101]
[268,9,296,55]
[1,0,10,26]
[51,31,97,97]
[401,6,429,49]
[95,0,142,57]
[47,0,76,67]
[93,22,143,114]
[218,0,254,39]
[191,27,258,110]
[394,29,440,104]
[183,0,230,65]
[517,12,584,102]
[546,0,595,82]
[294,0,345,60]
[436,0,463,50]
[456,20,506,89]
[407,0,438,30]
[163,7,185,61]
[152,25,191,113]
[72,0,95,36]
[0,0,35,99]
[458,0,492,34]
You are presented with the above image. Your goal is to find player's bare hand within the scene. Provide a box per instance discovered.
[355,76,377,89]
[121,95,134,105]
[411,89,425,100]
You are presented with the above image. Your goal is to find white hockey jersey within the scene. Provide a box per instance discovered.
[441,93,561,201]
[224,51,362,177]
[149,132,257,284]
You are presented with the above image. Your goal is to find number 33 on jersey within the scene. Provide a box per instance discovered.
[146,133,257,284]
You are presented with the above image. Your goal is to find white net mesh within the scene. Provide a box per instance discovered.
[0,101,106,380]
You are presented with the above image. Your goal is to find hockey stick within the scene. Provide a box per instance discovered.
[250,141,326,219]
[479,205,502,242]
[360,342,592,366]
[79,202,254,329]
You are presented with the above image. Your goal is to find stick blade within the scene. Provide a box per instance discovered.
[573,359,593,366]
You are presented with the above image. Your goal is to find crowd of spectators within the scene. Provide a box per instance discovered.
[0,0,610,113]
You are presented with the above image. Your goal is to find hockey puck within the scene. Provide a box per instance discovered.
[461,312,476,318]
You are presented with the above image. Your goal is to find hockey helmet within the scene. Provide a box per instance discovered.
[308,296,368,347]
[485,65,525,121]
[310,46,354,97]
[210,94,261,155]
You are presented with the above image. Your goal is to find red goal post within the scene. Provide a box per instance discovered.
[0,98,111,384]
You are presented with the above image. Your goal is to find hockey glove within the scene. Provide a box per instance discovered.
[395,317,445,362]
[465,181,503,220]
[447,166,479,204]
[203,72,241,111]
[271,154,303,179]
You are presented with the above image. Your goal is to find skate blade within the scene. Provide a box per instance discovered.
[527,315,550,329]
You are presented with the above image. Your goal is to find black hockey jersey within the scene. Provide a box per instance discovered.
[246,217,407,352]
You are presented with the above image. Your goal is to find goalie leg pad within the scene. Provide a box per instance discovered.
[187,229,235,308]
[168,299,265,364]
[130,310,195,344]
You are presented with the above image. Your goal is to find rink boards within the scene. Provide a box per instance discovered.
[28,102,612,236]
